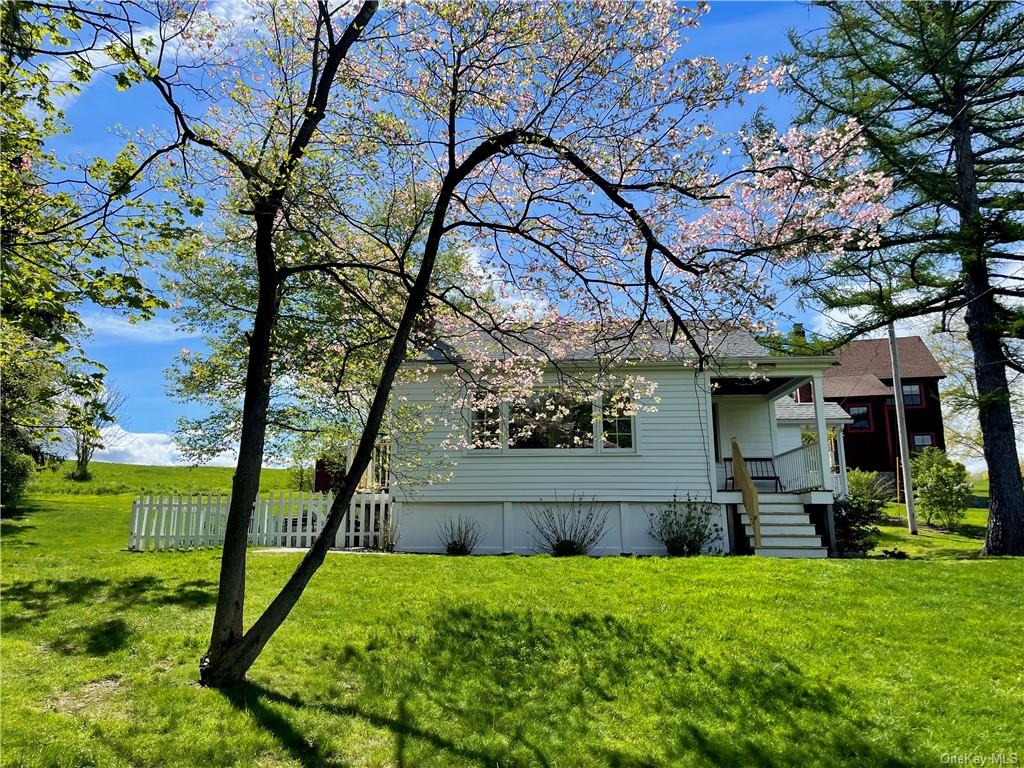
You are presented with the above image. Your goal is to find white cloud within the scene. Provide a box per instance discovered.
[94,427,237,467]
[83,312,195,344]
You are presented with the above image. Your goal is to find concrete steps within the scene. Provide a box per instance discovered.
[738,503,828,558]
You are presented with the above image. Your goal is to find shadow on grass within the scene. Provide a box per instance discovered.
[2,575,217,634]
[48,618,133,657]
[0,505,37,542]
[223,606,915,767]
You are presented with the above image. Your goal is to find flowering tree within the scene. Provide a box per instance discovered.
[64,0,889,685]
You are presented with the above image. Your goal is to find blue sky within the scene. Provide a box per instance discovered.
[60,1,828,465]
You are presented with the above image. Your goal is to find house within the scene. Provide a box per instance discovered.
[793,336,945,477]
[387,324,851,559]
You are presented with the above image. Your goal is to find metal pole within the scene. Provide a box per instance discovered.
[887,324,918,534]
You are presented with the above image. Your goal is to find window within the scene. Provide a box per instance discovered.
[469,406,501,450]
[902,383,923,406]
[847,404,872,431]
[912,433,935,450]
[601,392,634,450]
[509,393,594,450]
[886,383,923,407]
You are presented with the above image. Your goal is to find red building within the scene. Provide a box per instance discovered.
[796,336,946,476]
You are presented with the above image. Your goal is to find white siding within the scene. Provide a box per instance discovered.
[775,422,804,454]
[394,365,717,504]
[396,499,727,556]
[714,396,775,458]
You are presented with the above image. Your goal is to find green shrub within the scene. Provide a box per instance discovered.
[845,469,893,517]
[646,495,722,556]
[831,498,882,556]
[912,448,971,530]
[1,444,35,510]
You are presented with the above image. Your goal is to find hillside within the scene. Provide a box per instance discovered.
[27,461,297,496]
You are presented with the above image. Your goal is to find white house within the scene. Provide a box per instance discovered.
[389,326,849,558]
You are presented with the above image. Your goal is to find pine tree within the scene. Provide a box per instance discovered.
[787,1,1024,554]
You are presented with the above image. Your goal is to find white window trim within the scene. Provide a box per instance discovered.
[464,393,638,456]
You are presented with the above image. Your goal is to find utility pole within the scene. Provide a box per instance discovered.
[888,324,918,535]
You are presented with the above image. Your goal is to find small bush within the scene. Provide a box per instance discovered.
[646,495,722,556]
[1,444,35,510]
[832,498,882,556]
[912,447,971,531]
[437,516,481,555]
[845,469,893,517]
[378,512,400,552]
[526,493,608,556]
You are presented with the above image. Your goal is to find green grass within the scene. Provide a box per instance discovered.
[27,460,295,496]
[2,487,1022,766]
[874,478,991,559]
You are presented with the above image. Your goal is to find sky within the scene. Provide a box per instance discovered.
[60,1,841,466]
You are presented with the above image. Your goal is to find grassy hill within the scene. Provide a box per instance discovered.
[27,461,297,496]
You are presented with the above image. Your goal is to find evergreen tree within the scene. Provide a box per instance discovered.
[787,1,1024,554]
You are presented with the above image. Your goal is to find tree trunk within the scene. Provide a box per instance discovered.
[200,214,278,679]
[952,86,1024,555]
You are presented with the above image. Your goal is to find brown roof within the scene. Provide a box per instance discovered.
[825,337,944,382]
[822,374,893,399]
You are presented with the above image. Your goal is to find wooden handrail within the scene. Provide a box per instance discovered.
[731,438,761,548]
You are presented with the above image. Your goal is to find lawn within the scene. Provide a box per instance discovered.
[2,484,1022,766]
[875,478,991,559]
[26,460,295,496]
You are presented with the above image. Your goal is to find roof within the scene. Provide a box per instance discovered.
[774,397,852,424]
[418,320,772,365]
[822,374,893,399]
[821,336,944,399]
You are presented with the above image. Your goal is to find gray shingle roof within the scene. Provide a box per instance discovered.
[774,397,852,424]
[418,320,770,364]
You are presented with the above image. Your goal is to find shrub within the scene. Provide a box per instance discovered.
[437,516,481,555]
[831,498,882,556]
[912,447,971,530]
[378,511,400,552]
[845,469,893,517]
[526,493,608,556]
[1,444,35,510]
[646,495,722,556]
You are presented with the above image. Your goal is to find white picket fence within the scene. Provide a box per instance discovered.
[128,490,393,552]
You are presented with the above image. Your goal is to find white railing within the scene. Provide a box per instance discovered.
[774,444,825,493]
[345,442,391,490]
[129,490,393,552]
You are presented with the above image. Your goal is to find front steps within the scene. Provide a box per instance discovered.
[739,502,828,558]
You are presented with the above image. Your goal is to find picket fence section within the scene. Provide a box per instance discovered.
[129,490,393,552]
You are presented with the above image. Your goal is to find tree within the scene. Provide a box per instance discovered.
[64,387,126,480]
[1,1,175,489]
[924,318,1023,462]
[64,0,889,686]
[786,1,1024,554]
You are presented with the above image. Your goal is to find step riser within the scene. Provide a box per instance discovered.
[740,514,808,526]
[744,524,818,536]
[755,547,828,558]
[738,504,807,514]
[753,536,823,548]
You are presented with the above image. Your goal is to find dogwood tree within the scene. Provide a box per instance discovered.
[66,0,889,685]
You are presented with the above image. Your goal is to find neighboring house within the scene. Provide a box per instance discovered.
[388,325,850,559]
[794,336,945,476]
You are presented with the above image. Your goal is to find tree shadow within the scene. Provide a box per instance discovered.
[0,505,37,542]
[2,575,217,634]
[223,606,917,767]
[49,618,133,657]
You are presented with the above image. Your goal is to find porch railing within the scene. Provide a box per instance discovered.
[774,444,826,493]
